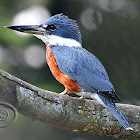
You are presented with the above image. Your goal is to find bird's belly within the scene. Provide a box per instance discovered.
[46,46,81,93]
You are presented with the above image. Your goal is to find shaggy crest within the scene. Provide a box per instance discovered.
[43,13,82,43]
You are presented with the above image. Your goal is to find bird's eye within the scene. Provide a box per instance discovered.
[47,24,57,30]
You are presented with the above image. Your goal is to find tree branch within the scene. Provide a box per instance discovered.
[0,69,139,138]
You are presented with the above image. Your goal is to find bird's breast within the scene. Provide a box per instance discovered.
[46,45,81,93]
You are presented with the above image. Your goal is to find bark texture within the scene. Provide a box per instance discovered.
[0,69,139,138]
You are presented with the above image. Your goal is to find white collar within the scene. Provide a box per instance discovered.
[34,34,82,47]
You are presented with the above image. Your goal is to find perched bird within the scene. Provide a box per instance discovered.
[5,13,133,130]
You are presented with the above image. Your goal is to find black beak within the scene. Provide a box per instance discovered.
[5,25,46,35]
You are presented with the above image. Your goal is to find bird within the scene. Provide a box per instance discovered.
[5,13,133,130]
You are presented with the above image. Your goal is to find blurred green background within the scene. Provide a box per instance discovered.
[0,0,140,139]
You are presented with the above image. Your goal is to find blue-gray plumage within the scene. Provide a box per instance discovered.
[5,13,133,130]
[52,46,113,92]
[42,14,82,43]
[52,45,132,130]
[52,45,121,100]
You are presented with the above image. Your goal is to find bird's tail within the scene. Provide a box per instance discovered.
[93,93,133,130]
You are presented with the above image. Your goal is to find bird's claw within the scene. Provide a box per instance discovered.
[79,96,84,100]
[59,89,67,95]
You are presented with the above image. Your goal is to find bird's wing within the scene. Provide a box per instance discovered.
[52,46,120,101]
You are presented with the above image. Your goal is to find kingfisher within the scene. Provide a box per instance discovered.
[5,13,133,130]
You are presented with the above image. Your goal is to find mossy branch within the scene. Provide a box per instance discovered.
[0,69,139,138]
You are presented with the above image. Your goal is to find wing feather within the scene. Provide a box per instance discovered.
[52,46,120,101]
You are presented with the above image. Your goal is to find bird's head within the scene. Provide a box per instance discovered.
[5,14,82,47]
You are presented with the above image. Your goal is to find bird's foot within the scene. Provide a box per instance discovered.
[79,96,84,100]
[59,89,68,95]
